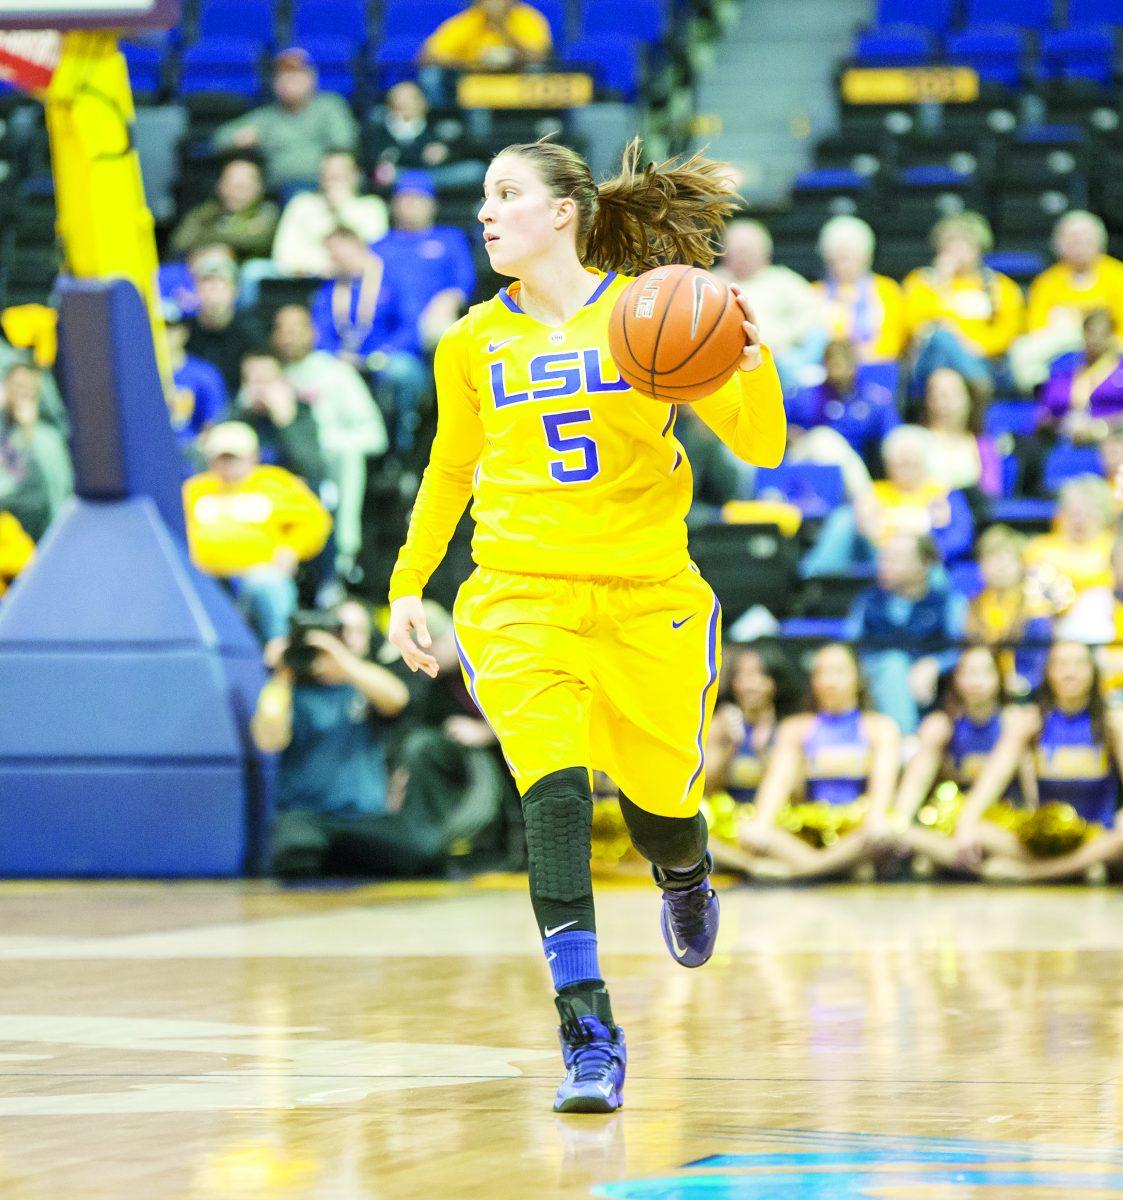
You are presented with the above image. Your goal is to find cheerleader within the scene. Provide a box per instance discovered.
[958,640,1123,882]
[736,642,901,881]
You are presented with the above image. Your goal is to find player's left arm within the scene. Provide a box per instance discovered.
[689,288,786,468]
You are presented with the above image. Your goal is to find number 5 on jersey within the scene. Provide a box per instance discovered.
[542,409,600,483]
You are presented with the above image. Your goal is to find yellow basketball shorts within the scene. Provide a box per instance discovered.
[452,564,722,817]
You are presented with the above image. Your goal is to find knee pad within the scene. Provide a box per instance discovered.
[522,767,593,902]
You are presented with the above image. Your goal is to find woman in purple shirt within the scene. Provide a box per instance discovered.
[1038,308,1123,443]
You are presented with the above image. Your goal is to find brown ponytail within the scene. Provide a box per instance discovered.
[497,136,741,274]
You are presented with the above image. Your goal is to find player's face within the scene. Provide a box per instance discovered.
[811,645,860,713]
[731,651,775,716]
[955,647,1000,710]
[1047,642,1095,706]
[479,155,567,277]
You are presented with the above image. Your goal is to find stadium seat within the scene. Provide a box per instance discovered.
[853,25,937,66]
[296,36,359,98]
[580,0,667,46]
[754,464,846,519]
[996,191,1076,239]
[984,249,1047,281]
[779,617,850,641]
[121,41,165,99]
[1044,442,1104,492]
[791,169,873,208]
[990,497,1057,526]
[876,0,956,32]
[291,0,369,51]
[197,0,276,46]
[180,38,265,98]
[368,36,424,89]
[857,361,902,396]
[381,0,463,41]
[999,125,1088,197]
[966,0,1053,29]
[564,37,642,100]
[1039,25,1116,86]
[1069,0,1123,24]
[948,559,984,597]
[533,0,569,50]
[946,25,1027,89]
[985,399,1038,437]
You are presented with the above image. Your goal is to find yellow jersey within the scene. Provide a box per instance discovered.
[422,3,552,68]
[902,266,1025,357]
[389,269,785,601]
[1027,255,1123,333]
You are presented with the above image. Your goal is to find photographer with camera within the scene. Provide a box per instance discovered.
[252,598,417,877]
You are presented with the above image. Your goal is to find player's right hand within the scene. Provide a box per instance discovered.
[389,596,439,678]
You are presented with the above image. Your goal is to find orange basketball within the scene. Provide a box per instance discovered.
[608,264,746,403]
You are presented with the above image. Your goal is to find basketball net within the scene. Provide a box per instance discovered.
[0,28,61,91]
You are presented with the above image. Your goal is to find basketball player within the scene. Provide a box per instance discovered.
[387,139,786,1113]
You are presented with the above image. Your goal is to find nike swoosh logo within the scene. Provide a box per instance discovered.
[672,614,695,630]
[546,952,558,962]
[690,274,720,340]
[488,336,521,353]
[597,1083,614,1097]
[543,920,578,938]
[671,927,690,957]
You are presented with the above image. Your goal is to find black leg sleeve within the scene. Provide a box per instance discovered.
[617,790,708,873]
[521,766,596,936]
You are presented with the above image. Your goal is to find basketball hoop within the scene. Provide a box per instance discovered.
[0,27,60,90]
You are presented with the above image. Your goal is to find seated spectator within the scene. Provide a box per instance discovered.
[955,641,1123,883]
[788,338,899,473]
[420,0,552,71]
[312,227,428,455]
[734,642,901,880]
[1012,211,1123,391]
[272,150,389,279]
[231,350,327,488]
[364,80,486,196]
[715,219,822,391]
[250,599,423,878]
[812,215,906,363]
[185,251,266,393]
[1037,308,1123,445]
[673,404,743,526]
[0,508,33,596]
[1064,533,1123,699]
[894,645,1028,875]
[965,524,1052,697]
[272,304,388,571]
[848,533,967,733]
[903,213,1024,400]
[374,170,476,349]
[170,156,280,264]
[163,303,228,453]
[800,424,974,577]
[1,363,72,526]
[214,48,358,193]
[183,421,331,641]
[920,367,1001,502]
[0,331,65,430]
[0,408,52,542]
[1025,475,1115,619]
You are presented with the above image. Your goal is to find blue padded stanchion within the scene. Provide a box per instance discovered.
[0,279,271,877]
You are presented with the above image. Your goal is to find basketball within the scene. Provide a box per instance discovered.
[608,264,746,403]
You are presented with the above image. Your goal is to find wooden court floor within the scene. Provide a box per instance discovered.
[3,879,1123,1198]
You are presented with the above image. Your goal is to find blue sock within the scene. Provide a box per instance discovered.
[544,929,601,992]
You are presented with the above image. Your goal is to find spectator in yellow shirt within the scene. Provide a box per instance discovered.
[812,215,905,363]
[1011,211,1123,391]
[903,212,1024,402]
[420,0,552,71]
[0,509,33,597]
[183,421,332,642]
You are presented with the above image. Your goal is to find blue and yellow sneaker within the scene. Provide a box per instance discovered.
[655,852,719,968]
[553,989,626,1114]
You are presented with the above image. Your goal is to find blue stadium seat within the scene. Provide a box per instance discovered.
[533,0,569,50]
[1068,0,1123,23]
[984,250,1047,279]
[381,0,462,40]
[122,41,164,97]
[1044,442,1104,492]
[297,36,358,97]
[900,164,975,187]
[368,36,424,88]
[180,38,264,98]
[580,0,667,46]
[779,617,851,641]
[946,24,1027,88]
[854,24,937,66]
[991,497,1057,524]
[292,0,368,50]
[792,167,871,195]
[948,559,984,597]
[966,0,1053,29]
[876,0,956,31]
[1039,26,1116,86]
[564,37,642,99]
[857,360,901,395]
[985,398,1037,437]
[197,0,276,45]
[754,463,846,519]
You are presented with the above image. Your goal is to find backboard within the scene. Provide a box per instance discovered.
[0,1,180,30]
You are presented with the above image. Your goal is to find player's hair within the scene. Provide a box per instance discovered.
[498,136,740,273]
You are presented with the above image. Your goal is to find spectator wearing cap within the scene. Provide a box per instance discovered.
[420,0,552,70]
[903,213,1024,401]
[170,156,280,263]
[163,303,228,453]
[311,227,428,455]
[272,304,388,570]
[214,48,358,193]
[362,81,486,194]
[372,170,476,350]
[272,150,389,279]
[186,251,267,393]
[183,421,331,641]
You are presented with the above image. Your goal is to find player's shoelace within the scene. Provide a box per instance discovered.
[562,1019,618,1083]
[667,885,714,941]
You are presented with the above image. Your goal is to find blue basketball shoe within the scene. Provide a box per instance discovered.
[553,990,626,1114]
[655,852,720,968]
